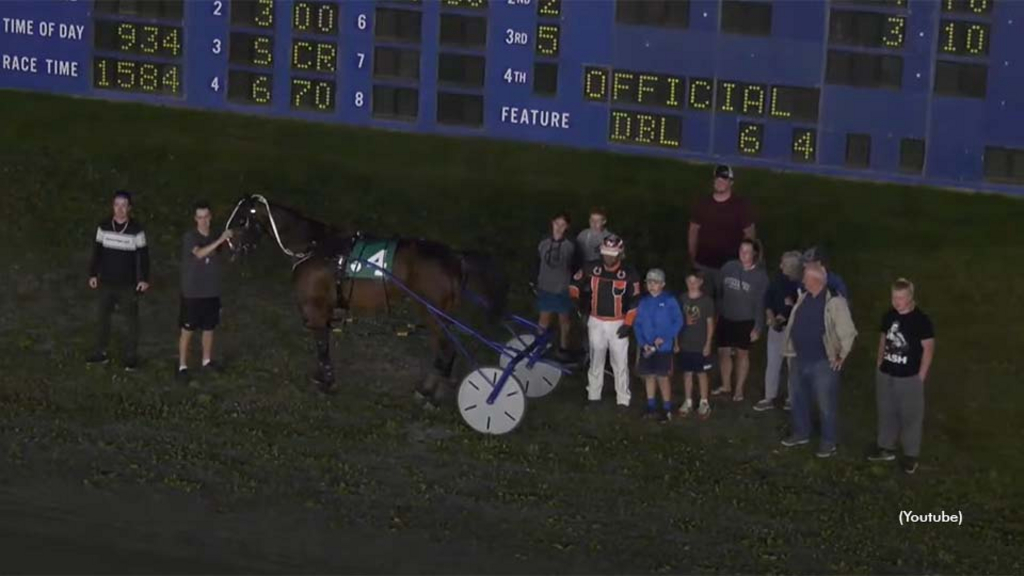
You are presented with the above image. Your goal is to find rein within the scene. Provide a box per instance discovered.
[225,194,310,260]
[223,199,243,251]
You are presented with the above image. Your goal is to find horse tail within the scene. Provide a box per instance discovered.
[458,251,509,324]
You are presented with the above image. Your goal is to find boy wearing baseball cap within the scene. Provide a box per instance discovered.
[634,268,684,421]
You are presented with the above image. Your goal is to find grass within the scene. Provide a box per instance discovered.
[0,90,1022,573]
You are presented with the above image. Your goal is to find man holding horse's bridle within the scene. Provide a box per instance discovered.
[177,201,233,381]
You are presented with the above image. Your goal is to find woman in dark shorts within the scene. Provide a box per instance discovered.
[713,239,769,401]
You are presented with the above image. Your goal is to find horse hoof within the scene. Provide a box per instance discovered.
[414,391,441,411]
[431,380,453,402]
[310,375,336,394]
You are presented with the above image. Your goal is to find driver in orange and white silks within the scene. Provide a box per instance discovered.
[569,235,641,407]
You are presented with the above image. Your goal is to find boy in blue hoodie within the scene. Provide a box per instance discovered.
[635,268,684,422]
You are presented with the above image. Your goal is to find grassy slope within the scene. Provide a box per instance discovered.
[0,91,1022,573]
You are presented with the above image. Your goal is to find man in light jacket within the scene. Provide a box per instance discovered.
[780,264,857,458]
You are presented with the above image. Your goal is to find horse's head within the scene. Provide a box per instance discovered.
[224,194,269,260]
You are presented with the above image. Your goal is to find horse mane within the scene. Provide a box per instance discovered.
[262,197,344,239]
[406,238,457,262]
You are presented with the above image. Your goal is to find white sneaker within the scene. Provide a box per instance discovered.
[753,399,775,412]
[678,399,693,417]
[697,399,711,420]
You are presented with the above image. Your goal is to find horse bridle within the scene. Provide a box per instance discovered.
[225,194,310,259]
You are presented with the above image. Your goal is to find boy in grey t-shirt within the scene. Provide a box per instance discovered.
[575,207,613,268]
[677,269,716,419]
[178,201,233,381]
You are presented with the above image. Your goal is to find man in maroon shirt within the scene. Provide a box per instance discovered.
[687,164,757,302]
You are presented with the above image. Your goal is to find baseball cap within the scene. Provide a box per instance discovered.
[645,268,666,283]
[714,164,734,180]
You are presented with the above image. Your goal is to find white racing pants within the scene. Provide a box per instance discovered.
[587,316,631,406]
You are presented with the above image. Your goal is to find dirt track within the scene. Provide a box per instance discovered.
[0,478,569,574]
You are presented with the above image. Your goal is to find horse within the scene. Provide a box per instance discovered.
[223,194,509,406]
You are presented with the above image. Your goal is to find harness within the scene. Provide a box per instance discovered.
[225,195,398,316]
[333,234,401,316]
[225,194,311,259]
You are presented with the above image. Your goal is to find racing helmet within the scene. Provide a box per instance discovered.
[600,234,625,257]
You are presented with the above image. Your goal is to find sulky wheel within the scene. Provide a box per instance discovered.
[499,334,563,398]
[457,367,526,435]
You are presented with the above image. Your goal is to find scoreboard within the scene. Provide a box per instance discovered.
[2,0,1023,194]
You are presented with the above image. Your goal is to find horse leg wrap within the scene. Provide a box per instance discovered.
[430,379,452,405]
[433,353,457,379]
[313,329,335,392]
[320,361,335,383]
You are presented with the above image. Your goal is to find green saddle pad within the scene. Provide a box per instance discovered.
[346,238,398,280]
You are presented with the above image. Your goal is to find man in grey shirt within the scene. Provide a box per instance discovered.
[535,211,576,357]
[177,201,233,381]
[575,207,613,269]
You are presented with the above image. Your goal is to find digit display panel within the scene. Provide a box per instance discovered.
[0,0,1021,193]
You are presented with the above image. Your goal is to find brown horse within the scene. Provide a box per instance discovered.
[224,194,509,405]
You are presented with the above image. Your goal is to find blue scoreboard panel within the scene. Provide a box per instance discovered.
[2,0,1023,194]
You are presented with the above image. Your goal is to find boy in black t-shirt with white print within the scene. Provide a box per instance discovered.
[867,278,935,474]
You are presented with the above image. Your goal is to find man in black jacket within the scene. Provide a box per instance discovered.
[569,235,641,408]
[86,190,151,370]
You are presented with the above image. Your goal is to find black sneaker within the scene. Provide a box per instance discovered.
[86,352,109,365]
[175,367,190,382]
[658,410,672,423]
[781,436,810,448]
[867,447,897,462]
[815,444,838,459]
[902,457,919,475]
[642,406,659,420]
[201,360,224,374]
[123,358,139,372]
